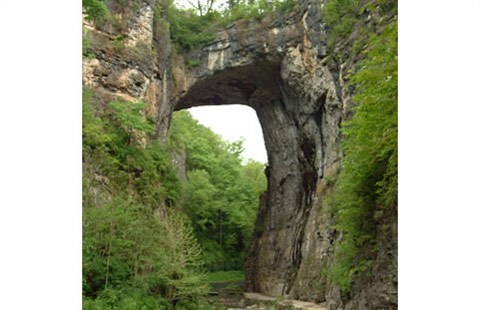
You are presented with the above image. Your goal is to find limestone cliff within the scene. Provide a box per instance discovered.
[82,0,397,309]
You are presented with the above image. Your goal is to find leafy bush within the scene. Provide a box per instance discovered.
[83,197,207,304]
[167,7,217,52]
[221,0,296,23]
[83,0,109,25]
[83,287,172,309]
[109,100,155,136]
[82,32,95,58]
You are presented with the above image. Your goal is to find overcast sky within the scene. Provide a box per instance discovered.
[188,105,268,163]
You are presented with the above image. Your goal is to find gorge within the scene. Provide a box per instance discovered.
[82,0,397,309]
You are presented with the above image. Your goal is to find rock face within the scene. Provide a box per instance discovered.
[83,0,174,136]
[82,0,397,309]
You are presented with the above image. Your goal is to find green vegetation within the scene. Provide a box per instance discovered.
[321,0,398,296]
[83,88,266,307]
[83,88,206,307]
[326,15,398,295]
[155,0,296,52]
[169,111,267,271]
[166,6,218,52]
[83,0,141,31]
[323,0,359,48]
[82,32,93,58]
[83,0,296,62]
[83,0,397,303]
[204,270,244,283]
[324,0,397,49]
[222,0,296,21]
[83,0,109,25]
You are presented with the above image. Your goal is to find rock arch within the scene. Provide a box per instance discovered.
[165,8,344,297]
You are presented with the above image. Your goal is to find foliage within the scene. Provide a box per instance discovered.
[324,0,397,50]
[204,270,244,283]
[83,198,207,303]
[83,88,266,306]
[82,32,94,58]
[159,209,209,302]
[186,58,202,68]
[323,0,359,47]
[112,0,140,10]
[167,6,217,52]
[225,0,296,21]
[185,0,217,16]
[328,21,397,294]
[83,87,206,306]
[169,111,267,271]
[164,0,296,52]
[109,100,155,136]
[83,0,109,25]
[83,287,173,310]
[111,35,125,54]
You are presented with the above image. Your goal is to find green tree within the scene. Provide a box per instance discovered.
[185,0,218,16]
[169,110,266,271]
[109,101,155,144]
[83,0,109,25]
[158,209,209,304]
[83,88,206,307]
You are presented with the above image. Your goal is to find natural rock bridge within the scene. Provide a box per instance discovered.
[166,6,344,298]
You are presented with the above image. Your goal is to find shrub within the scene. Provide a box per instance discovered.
[167,7,216,52]
[83,0,109,25]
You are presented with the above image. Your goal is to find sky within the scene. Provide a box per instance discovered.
[188,105,268,163]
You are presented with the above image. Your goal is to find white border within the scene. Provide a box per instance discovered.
[1,0,480,308]
[1,1,82,309]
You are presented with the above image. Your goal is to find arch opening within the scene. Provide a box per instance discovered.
[168,104,269,274]
[188,105,267,164]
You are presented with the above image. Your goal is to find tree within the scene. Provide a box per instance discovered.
[83,0,109,24]
[185,0,217,16]
[169,110,266,271]
[83,88,204,307]
[158,209,209,304]
[109,101,154,145]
